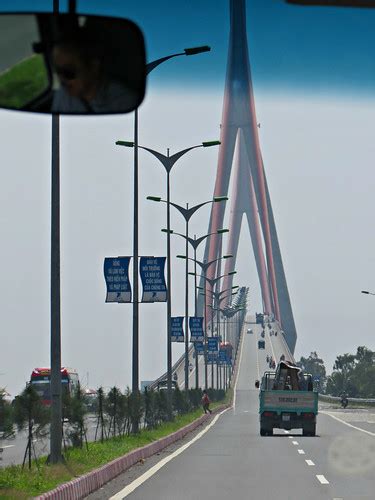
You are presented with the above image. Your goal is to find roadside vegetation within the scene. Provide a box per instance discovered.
[297,346,375,399]
[0,54,48,108]
[0,385,227,499]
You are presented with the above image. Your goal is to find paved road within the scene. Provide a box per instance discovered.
[0,415,98,467]
[86,318,375,500]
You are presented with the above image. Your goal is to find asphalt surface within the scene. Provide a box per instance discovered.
[85,319,375,500]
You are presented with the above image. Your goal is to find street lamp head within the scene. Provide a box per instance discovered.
[202,140,221,147]
[217,228,229,234]
[184,45,211,55]
[177,255,187,259]
[361,290,370,294]
[228,271,237,275]
[115,140,134,147]
[147,196,162,202]
[213,196,228,202]
[223,254,233,259]
[188,272,196,276]
[232,285,239,289]
[161,228,173,234]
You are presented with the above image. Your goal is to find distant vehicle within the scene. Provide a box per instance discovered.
[83,388,97,412]
[157,380,178,391]
[30,367,80,405]
[261,330,265,338]
[247,328,253,334]
[258,340,265,349]
[258,361,318,437]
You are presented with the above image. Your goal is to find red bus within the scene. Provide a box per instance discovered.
[30,367,80,405]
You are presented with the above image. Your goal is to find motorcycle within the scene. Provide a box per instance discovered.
[340,396,348,409]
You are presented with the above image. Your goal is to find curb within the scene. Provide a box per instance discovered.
[36,403,230,500]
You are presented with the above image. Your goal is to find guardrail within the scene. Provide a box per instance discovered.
[319,394,375,406]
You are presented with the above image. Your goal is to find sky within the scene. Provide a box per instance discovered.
[2,1,375,395]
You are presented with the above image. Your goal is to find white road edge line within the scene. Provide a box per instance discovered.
[109,406,231,500]
[109,324,247,499]
[316,474,329,485]
[292,440,299,445]
[305,459,315,466]
[297,449,305,454]
[321,410,375,437]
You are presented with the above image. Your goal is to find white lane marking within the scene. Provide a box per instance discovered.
[0,445,14,449]
[297,449,305,454]
[288,436,293,439]
[316,475,329,484]
[305,459,315,466]
[243,410,249,413]
[292,440,299,445]
[109,406,231,500]
[321,411,375,437]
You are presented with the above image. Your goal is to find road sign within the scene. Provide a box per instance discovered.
[218,349,232,365]
[103,257,131,303]
[189,317,204,342]
[140,257,167,302]
[170,317,184,342]
[207,352,218,364]
[195,341,204,355]
[207,336,219,352]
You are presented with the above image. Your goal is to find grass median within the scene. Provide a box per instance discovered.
[0,401,228,499]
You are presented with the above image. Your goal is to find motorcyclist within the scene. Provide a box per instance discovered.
[340,392,348,408]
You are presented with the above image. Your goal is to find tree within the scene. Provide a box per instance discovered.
[0,389,14,439]
[296,351,327,390]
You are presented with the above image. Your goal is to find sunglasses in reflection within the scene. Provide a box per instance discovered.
[55,65,78,80]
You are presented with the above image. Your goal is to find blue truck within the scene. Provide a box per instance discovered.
[258,361,318,436]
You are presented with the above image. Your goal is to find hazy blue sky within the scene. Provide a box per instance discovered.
[1,1,375,395]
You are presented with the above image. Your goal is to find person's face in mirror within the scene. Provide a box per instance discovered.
[52,42,101,101]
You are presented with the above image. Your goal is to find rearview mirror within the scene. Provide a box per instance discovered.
[0,13,146,114]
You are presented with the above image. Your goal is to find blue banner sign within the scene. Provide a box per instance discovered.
[207,352,218,364]
[170,317,184,342]
[207,336,219,352]
[104,257,131,303]
[195,341,205,355]
[189,317,204,342]
[140,257,167,302]
[218,350,231,365]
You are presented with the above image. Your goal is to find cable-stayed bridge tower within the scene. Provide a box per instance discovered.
[201,0,297,352]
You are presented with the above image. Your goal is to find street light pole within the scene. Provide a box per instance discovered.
[187,260,235,389]
[119,142,219,407]
[153,198,226,391]
[116,45,210,428]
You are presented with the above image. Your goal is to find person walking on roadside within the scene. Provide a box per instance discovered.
[202,390,212,414]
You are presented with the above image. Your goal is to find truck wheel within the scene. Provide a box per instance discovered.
[303,425,316,437]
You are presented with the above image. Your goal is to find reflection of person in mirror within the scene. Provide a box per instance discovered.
[51,33,137,113]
